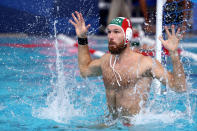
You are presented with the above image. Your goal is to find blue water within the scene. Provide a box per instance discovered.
[0,36,197,130]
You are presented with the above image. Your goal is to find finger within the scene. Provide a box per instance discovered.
[181,29,186,36]
[164,26,171,37]
[171,25,175,36]
[72,13,79,24]
[159,35,166,45]
[86,24,91,29]
[80,13,85,23]
[176,28,181,36]
[75,11,81,21]
[175,27,184,40]
[69,19,76,27]
[178,34,183,40]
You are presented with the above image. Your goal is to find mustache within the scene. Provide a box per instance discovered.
[108,40,116,45]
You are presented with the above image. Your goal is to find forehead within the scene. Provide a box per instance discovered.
[107,25,122,31]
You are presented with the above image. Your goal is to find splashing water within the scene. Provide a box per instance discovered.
[31,0,195,127]
[131,109,184,125]
[32,20,82,123]
[126,85,194,127]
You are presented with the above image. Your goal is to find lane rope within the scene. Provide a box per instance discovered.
[0,43,53,48]
[57,34,197,61]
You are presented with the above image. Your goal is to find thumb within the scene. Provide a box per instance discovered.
[159,35,165,43]
[158,35,163,41]
[159,35,167,47]
[86,24,91,29]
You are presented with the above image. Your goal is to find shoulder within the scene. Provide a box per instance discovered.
[140,55,160,77]
[140,55,154,69]
[140,55,164,72]
[100,53,110,62]
[91,53,110,67]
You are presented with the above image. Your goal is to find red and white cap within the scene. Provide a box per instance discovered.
[108,17,133,45]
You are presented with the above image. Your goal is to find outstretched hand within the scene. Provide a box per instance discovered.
[69,11,91,38]
[159,25,183,52]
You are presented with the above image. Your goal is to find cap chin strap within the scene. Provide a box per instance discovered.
[110,55,122,87]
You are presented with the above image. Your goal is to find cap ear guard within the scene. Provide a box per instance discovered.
[125,28,133,44]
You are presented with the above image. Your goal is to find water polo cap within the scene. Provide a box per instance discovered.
[108,17,133,45]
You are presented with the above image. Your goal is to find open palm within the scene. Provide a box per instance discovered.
[159,25,183,52]
[69,11,91,38]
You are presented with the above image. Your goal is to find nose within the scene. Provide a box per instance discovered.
[108,32,114,41]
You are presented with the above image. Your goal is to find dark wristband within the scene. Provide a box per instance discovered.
[78,37,88,45]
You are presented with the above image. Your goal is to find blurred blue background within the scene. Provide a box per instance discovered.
[0,0,196,36]
[0,0,99,36]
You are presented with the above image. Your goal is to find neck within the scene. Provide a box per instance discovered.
[111,44,134,62]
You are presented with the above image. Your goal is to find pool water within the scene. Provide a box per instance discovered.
[0,36,197,130]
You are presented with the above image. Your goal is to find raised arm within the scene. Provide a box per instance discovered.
[149,25,186,92]
[69,11,102,77]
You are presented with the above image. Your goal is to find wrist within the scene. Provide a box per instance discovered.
[78,37,88,45]
[170,50,179,58]
[78,34,87,38]
[78,33,87,38]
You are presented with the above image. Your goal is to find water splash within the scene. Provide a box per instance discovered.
[130,109,184,125]
[32,20,82,123]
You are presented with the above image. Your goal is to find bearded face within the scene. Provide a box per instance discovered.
[108,40,127,54]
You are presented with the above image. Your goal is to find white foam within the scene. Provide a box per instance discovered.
[130,109,184,125]
[32,90,83,123]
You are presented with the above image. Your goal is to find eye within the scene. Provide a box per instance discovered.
[114,30,119,33]
[107,30,111,34]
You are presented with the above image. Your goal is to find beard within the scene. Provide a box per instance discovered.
[108,40,127,54]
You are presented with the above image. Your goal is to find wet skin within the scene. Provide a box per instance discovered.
[69,11,186,125]
[101,52,152,118]
[102,25,152,118]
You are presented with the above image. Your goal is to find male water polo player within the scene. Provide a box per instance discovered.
[69,11,186,126]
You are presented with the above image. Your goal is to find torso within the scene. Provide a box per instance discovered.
[100,52,152,117]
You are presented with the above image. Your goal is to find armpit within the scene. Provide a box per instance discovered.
[142,68,153,78]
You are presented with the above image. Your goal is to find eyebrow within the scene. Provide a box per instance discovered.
[107,28,121,31]
[114,29,120,31]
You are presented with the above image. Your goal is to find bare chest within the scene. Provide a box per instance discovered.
[101,60,145,89]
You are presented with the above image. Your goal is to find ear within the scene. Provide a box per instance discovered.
[126,28,133,42]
